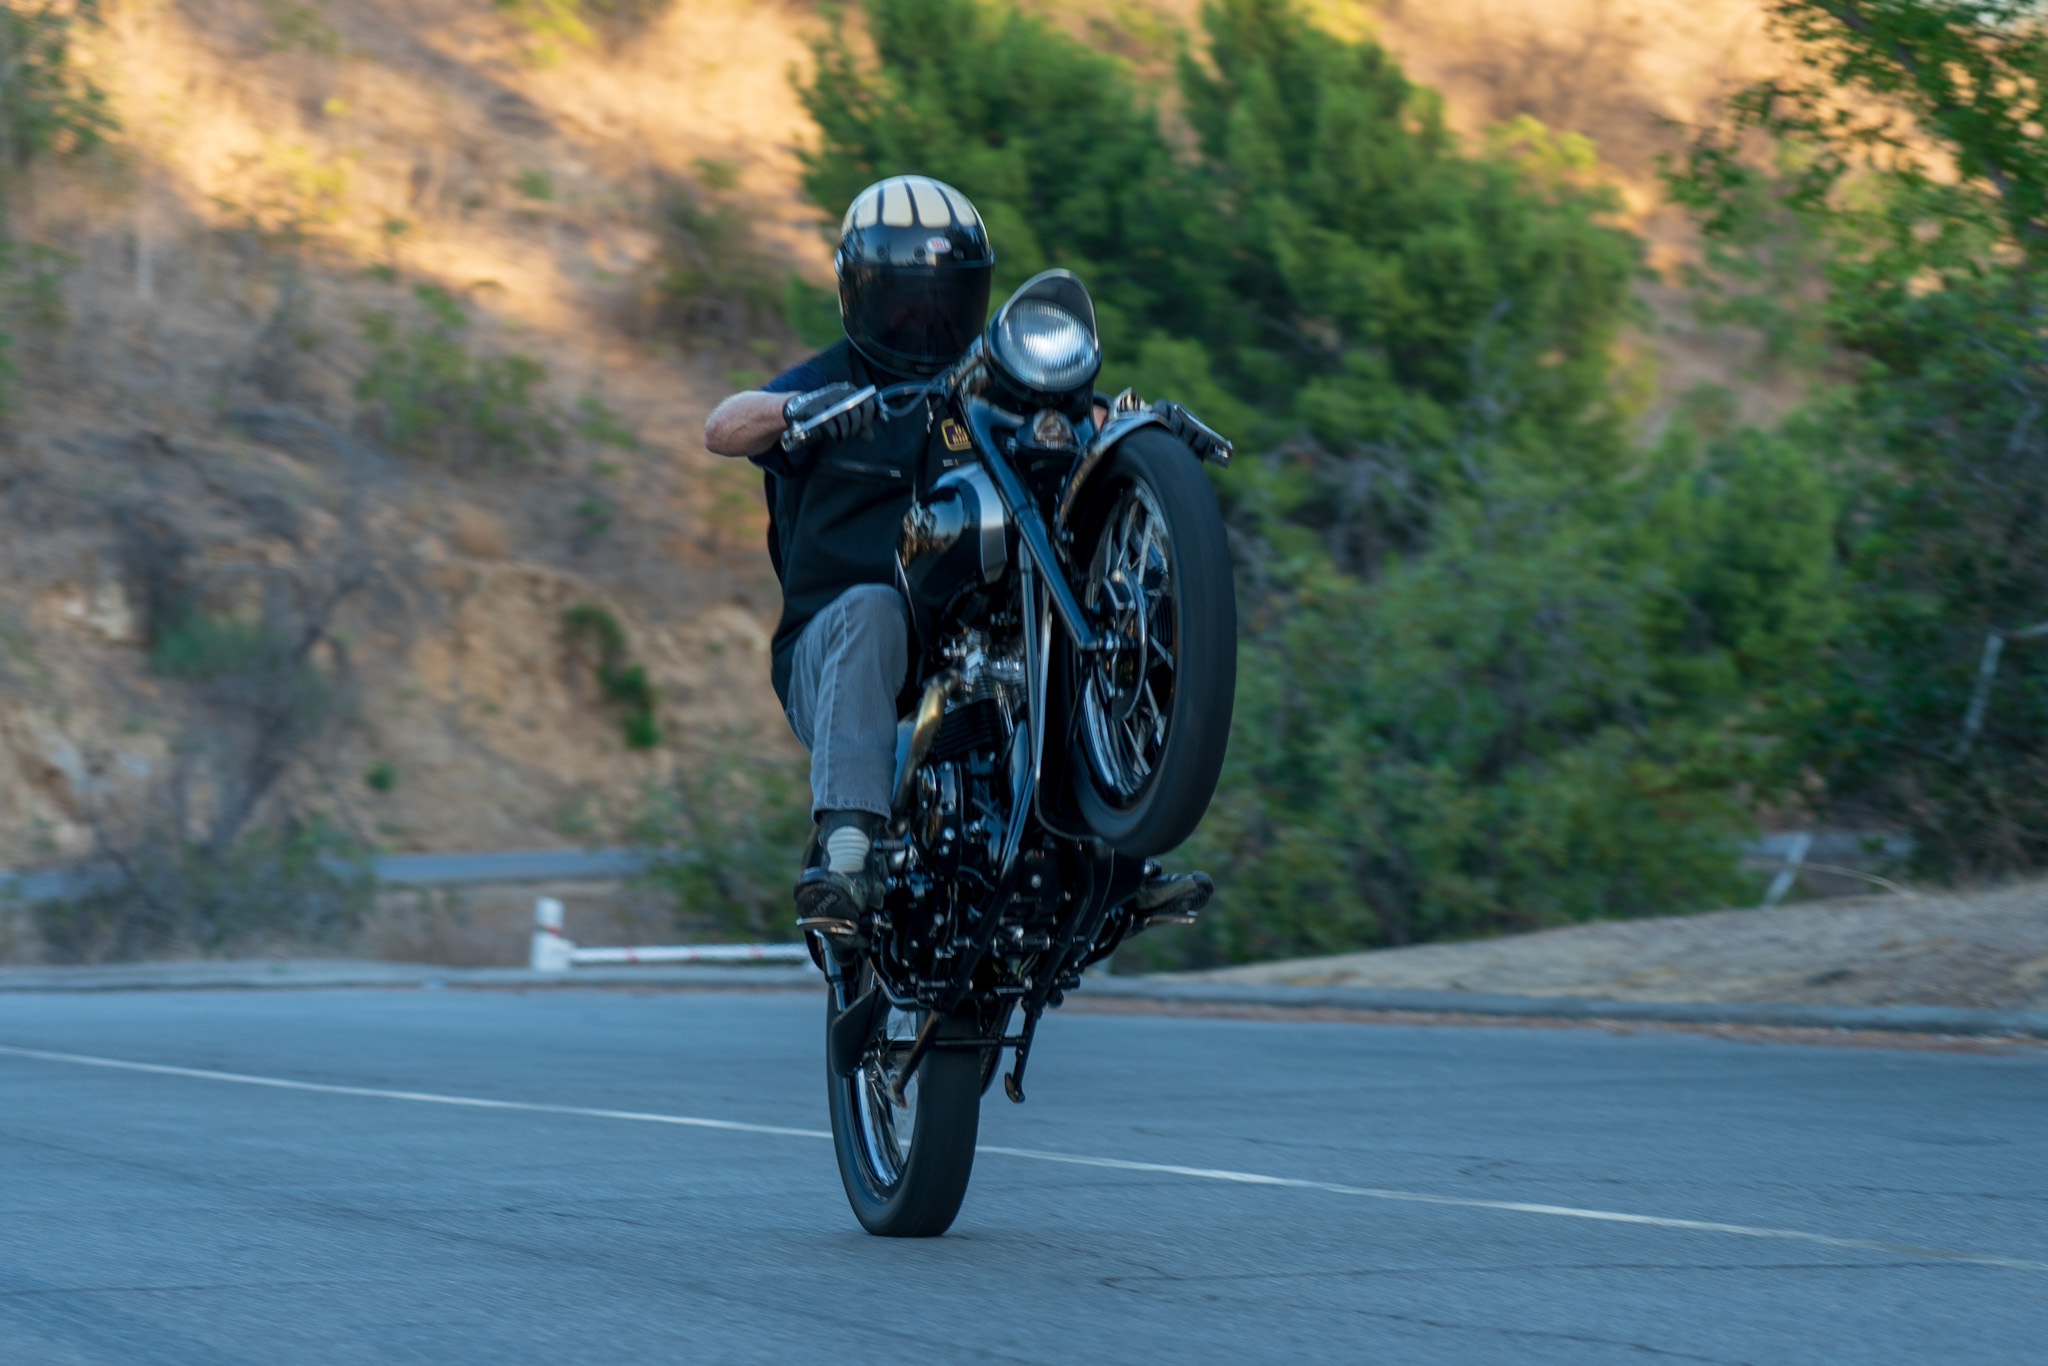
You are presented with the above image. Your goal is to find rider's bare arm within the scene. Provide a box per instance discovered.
[703,391,788,459]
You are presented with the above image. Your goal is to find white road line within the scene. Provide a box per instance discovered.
[0,1043,829,1141]
[6,1041,2044,1274]
[973,1148,2048,1272]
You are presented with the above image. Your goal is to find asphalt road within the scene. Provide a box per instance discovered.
[1,988,2043,1364]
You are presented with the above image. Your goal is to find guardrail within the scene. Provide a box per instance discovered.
[527,897,808,971]
[2,833,1917,908]
[0,847,661,902]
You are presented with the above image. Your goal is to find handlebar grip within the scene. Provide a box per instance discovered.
[779,385,879,453]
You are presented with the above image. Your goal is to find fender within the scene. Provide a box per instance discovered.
[1055,401,1230,532]
[1055,408,1164,531]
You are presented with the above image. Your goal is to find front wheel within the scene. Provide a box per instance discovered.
[825,969,982,1237]
[1067,426,1237,855]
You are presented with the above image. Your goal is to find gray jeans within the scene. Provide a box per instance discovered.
[784,584,908,821]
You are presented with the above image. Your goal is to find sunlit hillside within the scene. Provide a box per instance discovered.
[0,0,1794,911]
[1,0,838,873]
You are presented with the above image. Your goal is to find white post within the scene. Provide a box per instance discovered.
[1760,832,1813,909]
[530,897,574,972]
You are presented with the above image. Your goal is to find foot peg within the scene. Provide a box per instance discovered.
[1131,870,1213,928]
[794,867,866,943]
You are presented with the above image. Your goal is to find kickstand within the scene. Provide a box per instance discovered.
[1002,1005,1043,1104]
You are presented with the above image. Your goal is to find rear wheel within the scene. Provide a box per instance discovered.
[825,968,982,1237]
[1068,427,1236,854]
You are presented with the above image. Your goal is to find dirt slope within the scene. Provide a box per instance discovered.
[1,0,833,870]
[1175,882,2048,1010]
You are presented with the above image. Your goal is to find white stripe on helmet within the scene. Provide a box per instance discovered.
[907,177,951,227]
[843,176,982,235]
[938,182,980,228]
[880,179,914,226]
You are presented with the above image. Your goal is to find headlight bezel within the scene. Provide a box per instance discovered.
[984,269,1101,407]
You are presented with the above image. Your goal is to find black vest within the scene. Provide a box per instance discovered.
[761,343,968,706]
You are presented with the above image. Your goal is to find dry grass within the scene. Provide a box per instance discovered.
[0,0,822,874]
[1169,880,2048,1010]
[1063,995,2048,1054]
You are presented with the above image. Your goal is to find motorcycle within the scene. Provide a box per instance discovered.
[781,269,1237,1236]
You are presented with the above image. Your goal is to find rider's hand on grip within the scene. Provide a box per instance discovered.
[781,383,880,455]
[1152,400,1233,467]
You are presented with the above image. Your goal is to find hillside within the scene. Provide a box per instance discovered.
[1,0,836,872]
[0,0,1820,963]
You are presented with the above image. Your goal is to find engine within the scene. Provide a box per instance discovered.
[875,636,1067,994]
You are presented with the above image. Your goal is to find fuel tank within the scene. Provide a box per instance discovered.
[896,464,1010,643]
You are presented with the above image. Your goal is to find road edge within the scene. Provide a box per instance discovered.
[1081,977,2048,1039]
[0,961,819,992]
[5,960,2045,1039]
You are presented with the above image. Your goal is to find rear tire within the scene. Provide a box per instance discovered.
[1067,427,1236,855]
[825,970,982,1237]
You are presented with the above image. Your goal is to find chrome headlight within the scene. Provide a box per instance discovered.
[993,301,1097,392]
[986,270,1101,399]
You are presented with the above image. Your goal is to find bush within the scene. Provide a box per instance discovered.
[150,612,284,682]
[1669,0,2048,877]
[800,0,1211,361]
[494,0,670,61]
[1128,419,1827,967]
[652,171,792,345]
[144,609,340,843]
[356,284,560,464]
[260,1,341,58]
[573,394,638,450]
[494,0,591,64]
[33,819,372,964]
[629,747,811,940]
[0,2,113,177]
[0,1,113,416]
[562,603,661,748]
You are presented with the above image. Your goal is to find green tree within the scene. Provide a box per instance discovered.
[1672,0,2048,874]
[805,0,1843,963]
[0,1,112,180]
[0,1,113,414]
[799,0,1218,361]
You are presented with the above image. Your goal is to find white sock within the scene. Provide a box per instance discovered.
[825,825,871,877]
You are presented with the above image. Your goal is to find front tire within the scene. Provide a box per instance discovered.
[1067,426,1236,855]
[825,970,982,1237]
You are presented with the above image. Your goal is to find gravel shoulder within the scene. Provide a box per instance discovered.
[9,883,2047,1023]
[1170,881,2048,1010]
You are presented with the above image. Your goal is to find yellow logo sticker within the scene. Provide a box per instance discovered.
[940,418,971,452]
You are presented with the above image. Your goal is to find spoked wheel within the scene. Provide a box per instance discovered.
[825,966,982,1237]
[1070,426,1236,854]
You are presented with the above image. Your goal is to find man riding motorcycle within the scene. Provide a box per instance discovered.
[702,174,1208,944]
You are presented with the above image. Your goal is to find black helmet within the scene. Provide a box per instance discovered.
[837,175,994,377]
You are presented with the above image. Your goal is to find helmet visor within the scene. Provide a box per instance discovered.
[840,260,992,375]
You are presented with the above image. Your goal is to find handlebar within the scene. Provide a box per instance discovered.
[778,385,876,453]
[777,380,940,453]
[877,380,938,417]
